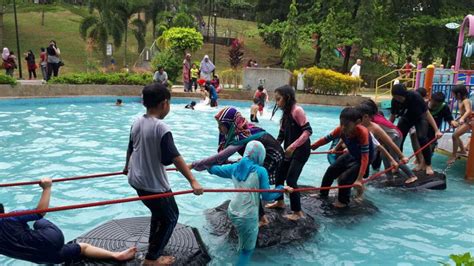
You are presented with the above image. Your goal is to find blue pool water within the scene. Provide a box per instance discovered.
[0,96,473,265]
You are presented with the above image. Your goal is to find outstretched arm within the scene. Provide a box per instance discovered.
[208,164,237,179]
[173,156,203,195]
[257,168,284,201]
[37,177,52,217]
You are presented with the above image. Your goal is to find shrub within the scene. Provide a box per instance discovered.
[49,73,153,86]
[157,27,203,54]
[219,68,242,89]
[293,67,362,95]
[172,12,195,28]
[151,49,182,82]
[0,74,17,85]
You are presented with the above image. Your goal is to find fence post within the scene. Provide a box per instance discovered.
[415,61,423,90]
[424,64,435,98]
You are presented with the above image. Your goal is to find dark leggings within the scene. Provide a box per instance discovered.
[135,188,179,260]
[320,153,361,205]
[28,69,37,79]
[397,116,432,166]
[47,62,59,81]
[274,158,307,212]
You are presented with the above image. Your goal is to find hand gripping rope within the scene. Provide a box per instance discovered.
[0,136,439,219]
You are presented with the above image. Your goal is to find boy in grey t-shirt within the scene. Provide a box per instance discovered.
[124,83,203,265]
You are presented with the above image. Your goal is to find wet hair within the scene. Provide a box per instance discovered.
[416,87,427,98]
[431,92,446,103]
[340,107,362,125]
[275,85,296,125]
[0,203,4,214]
[142,83,170,109]
[360,99,378,116]
[391,84,407,97]
[257,85,264,92]
[190,101,196,106]
[116,99,122,104]
[452,84,468,99]
[356,104,374,117]
[406,56,412,63]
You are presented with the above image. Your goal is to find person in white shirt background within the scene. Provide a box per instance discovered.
[350,59,362,95]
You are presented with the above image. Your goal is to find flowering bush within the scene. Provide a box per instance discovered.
[293,67,362,95]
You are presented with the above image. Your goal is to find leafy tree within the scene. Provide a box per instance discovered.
[114,0,148,66]
[255,0,291,24]
[144,0,169,39]
[79,0,123,60]
[228,39,244,68]
[172,12,196,28]
[157,27,204,55]
[258,20,286,49]
[280,0,299,70]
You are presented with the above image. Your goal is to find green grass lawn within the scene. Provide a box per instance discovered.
[3,4,316,78]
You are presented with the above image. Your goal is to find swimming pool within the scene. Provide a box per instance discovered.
[0,96,472,265]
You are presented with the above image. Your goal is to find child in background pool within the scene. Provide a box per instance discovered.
[312,107,374,207]
[250,98,259,123]
[266,85,312,221]
[208,141,292,266]
[0,178,137,264]
[254,85,267,116]
[185,101,196,110]
[124,83,203,265]
[448,85,472,164]
[115,99,123,106]
[198,79,218,107]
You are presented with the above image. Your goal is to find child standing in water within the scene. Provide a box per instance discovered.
[208,141,292,266]
[250,98,259,123]
[266,85,312,221]
[312,107,374,207]
[124,83,203,266]
[448,85,472,164]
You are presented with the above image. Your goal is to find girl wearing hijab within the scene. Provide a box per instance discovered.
[208,140,292,266]
[200,55,215,81]
[191,107,285,226]
[2,48,16,77]
[24,50,37,80]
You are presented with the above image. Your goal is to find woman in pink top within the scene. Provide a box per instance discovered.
[266,85,312,221]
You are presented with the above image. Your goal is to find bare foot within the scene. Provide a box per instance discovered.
[115,247,137,261]
[425,165,434,176]
[157,256,176,265]
[404,176,418,184]
[258,215,269,227]
[447,156,457,165]
[265,201,285,209]
[284,211,304,221]
[332,200,347,208]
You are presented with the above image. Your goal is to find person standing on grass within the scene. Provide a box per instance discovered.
[200,55,215,81]
[39,48,47,80]
[24,50,37,80]
[46,40,61,81]
[2,47,16,77]
[183,53,192,92]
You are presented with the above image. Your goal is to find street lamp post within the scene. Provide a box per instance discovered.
[13,0,22,79]
[213,10,217,74]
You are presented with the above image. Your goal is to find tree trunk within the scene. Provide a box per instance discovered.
[124,22,128,67]
[342,45,352,73]
[314,46,321,65]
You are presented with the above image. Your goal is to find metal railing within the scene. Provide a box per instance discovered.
[375,69,422,102]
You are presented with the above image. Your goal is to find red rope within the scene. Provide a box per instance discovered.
[311,150,345,155]
[0,136,440,219]
[0,172,124,188]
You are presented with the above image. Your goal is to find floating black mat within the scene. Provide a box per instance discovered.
[65,217,211,266]
[205,200,318,248]
[205,190,378,247]
[370,170,447,190]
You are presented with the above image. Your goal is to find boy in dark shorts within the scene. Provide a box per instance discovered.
[311,107,374,208]
[124,83,203,265]
[390,84,442,177]
[0,177,136,264]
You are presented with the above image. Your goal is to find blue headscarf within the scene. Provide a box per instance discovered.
[233,140,266,181]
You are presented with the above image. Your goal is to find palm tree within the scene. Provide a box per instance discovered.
[114,0,148,66]
[144,0,168,39]
[80,0,124,62]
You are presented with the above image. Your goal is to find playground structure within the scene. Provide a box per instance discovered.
[376,14,474,180]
